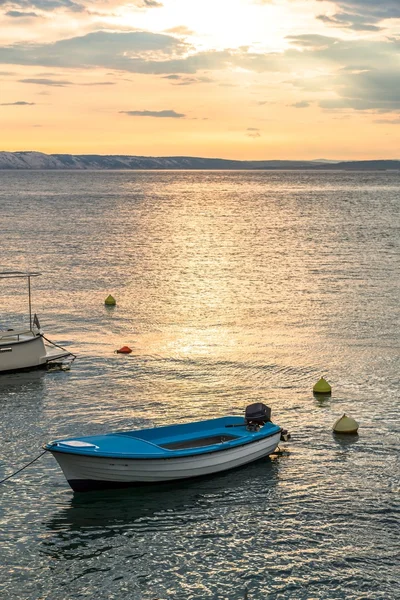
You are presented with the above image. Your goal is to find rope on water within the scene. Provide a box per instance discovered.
[0,450,47,485]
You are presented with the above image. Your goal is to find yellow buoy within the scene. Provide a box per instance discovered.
[105,294,116,306]
[313,377,331,394]
[333,414,359,434]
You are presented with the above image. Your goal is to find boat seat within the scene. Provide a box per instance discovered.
[160,433,239,450]
[153,428,242,449]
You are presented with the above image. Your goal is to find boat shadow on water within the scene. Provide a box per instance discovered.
[0,368,47,393]
[42,456,284,558]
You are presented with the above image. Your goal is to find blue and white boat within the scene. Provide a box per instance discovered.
[45,404,290,492]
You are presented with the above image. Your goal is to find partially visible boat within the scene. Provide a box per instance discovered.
[0,271,75,374]
[45,403,290,492]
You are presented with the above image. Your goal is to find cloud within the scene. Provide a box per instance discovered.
[316,0,400,31]
[0,100,35,104]
[6,9,39,16]
[164,25,195,36]
[19,77,73,85]
[82,81,115,85]
[374,118,400,125]
[0,30,285,74]
[291,101,310,108]
[1,27,399,116]
[286,34,400,71]
[286,34,337,50]
[128,0,163,7]
[0,0,85,13]
[120,109,185,118]
[0,31,190,72]
[286,33,399,69]
[316,13,381,32]
[246,127,261,138]
[18,76,115,86]
[319,69,400,112]
[161,74,212,85]
[285,34,400,113]
[142,0,162,6]
[0,0,162,18]
[323,0,400,20]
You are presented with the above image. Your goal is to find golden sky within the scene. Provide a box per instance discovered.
[0,0,399,159]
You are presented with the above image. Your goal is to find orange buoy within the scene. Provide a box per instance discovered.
[116,346,132,354]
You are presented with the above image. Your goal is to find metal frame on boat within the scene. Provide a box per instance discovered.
[0,271,75,374]
[45,404,290,492]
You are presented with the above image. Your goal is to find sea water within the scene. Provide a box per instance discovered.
[0,170,399,599]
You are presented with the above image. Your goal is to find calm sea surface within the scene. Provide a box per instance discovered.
[0,170,399,599]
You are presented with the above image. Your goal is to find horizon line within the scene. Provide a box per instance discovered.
[1,151,400,163]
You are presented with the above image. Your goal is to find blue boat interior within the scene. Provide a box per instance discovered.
[46,416,281,459]
[160,433,238,450]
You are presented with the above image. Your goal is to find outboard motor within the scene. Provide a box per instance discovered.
[245,403,271,431]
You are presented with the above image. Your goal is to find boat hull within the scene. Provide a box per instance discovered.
[0,332,72,374]
[50,431,281,492]
[0,334,47,373]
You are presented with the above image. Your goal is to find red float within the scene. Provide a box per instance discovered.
[116,346,132,354]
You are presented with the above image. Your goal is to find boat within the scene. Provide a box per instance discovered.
[0,271,75,374]
[45,403,291,492]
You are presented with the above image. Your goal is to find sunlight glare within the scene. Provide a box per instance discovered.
[117,0,291,52]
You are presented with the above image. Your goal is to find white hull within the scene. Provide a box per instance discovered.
[0,331,71,373]
[1,272,74,374]
[51,431,281,491]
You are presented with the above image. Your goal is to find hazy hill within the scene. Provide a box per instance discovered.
[0,151,399,171]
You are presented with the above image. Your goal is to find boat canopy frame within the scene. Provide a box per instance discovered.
[0,271,42,331]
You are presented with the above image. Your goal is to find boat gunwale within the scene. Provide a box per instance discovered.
[0,333,42,346]
[45,426,282,460]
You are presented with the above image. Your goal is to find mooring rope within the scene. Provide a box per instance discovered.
[40,333,77,361]
[0,451,47,485]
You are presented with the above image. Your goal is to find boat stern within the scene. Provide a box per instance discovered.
[42,338,76,370]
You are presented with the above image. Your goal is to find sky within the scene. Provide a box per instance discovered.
[0,0,399,159]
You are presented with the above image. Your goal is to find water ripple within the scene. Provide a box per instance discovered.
[0,170,399,599]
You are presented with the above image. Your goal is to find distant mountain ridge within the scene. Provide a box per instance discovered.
[0,151,399,171]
